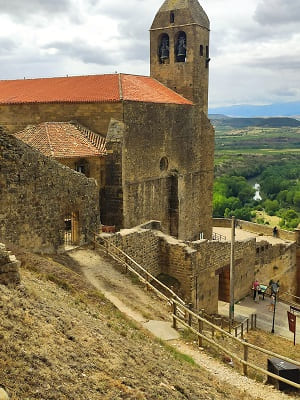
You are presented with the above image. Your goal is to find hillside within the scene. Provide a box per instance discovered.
[0,248,260,400]
[209,101,300,118]
[210,116,300,129]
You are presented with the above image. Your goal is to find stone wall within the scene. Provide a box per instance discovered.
[100,221,298,315]
[0,243,20,286]
[122,101,214,241]
[0,102,123,136]
[255,241,297,294]
[57,156,105,189]
[0,133,99,253]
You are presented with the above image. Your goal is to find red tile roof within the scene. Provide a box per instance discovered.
[14,122,106,158]
[0,74,192,105]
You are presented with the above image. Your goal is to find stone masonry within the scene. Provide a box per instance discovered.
[101,220,298,314]
[0,243,20,287]
[0,133,99,253]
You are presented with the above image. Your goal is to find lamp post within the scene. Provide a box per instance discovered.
[229,216,236,323]
[271,285,279,334]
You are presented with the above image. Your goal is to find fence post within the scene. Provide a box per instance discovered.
[246,318,249,333]
[229,319,232,335]
[251,314,254,330]
[235,327,238,338]
[172,300,177,330]
[241,323,244,339]
[254,314,257,329]
[188,303,193,327]
[198,314,203,347]
[243,339,249,376]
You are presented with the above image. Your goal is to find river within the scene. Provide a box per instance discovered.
[253,183,262,201]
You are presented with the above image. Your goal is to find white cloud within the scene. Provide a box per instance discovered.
[0,0,299,107]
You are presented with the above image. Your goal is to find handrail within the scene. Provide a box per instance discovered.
[87,230,300,390]
[172,299,300,390]
[91,231,185,306]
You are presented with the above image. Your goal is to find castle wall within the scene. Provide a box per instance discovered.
[0,133,99,253]
[0,102,123,135]
[255,241,297,295]
[122,101,214,241]
[100,222,298,315]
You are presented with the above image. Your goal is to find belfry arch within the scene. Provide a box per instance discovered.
[158,33,170,64]
[175,31,187,63]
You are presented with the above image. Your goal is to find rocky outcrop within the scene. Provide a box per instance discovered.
[0,243,20,287]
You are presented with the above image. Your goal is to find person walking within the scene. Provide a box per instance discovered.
[253,279,260,301]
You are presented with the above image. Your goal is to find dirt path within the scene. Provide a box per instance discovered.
[69,248,294,400]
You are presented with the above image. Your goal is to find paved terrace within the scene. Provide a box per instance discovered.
[219,297,300,342]
[213,226,293,245]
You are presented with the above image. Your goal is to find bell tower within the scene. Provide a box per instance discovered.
[150,0,210,114]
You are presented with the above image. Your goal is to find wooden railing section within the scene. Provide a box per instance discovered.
[88,232,300,391]
[172,299,300,390]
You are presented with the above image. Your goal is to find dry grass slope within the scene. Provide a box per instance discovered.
[0,250,257,400]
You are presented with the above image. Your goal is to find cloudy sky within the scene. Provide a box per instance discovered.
[0,0,299,108]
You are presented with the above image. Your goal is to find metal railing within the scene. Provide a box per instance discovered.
[212,232,227,241]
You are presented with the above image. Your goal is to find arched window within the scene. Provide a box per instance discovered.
[175,31,187,62]
[170,11,175,23]
[200,45,204,57]
[158,33,170,64]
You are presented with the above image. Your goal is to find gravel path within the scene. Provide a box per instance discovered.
[69,248,296,400]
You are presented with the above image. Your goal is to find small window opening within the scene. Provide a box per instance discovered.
[160,157,169,171]
[200,45,204,56]
[158,33,170,64]
[205,45,211,68]
[170,11,175,23]
[175,31,187,62]
[75,159,89,177]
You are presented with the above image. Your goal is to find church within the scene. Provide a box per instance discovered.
[0,0,214,242]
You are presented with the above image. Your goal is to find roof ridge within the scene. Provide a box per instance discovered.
[119,73,123,101]
[73,122,107,153]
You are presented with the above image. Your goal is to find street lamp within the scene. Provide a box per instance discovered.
[271,284,279,334]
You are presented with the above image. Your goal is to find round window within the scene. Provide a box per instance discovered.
[160,157,169,171]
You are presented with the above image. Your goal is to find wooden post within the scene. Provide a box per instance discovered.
[254,314,257,329]
[198,317,203,347]
[251,314,254,330]
[235,327,238,338]
[188,303,193,327]
[221,317,224,330]
[212,324,215,339]
[172,300,177,330]
[246,318,249,333]
[229,216,236,322]
[229,319,232,334]
[243,340,249,376]
[241,323,244,339]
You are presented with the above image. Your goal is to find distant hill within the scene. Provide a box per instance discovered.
[209,116,300,128]
[209,101,300,117]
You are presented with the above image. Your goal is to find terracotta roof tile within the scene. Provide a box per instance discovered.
[0,73,192,105]
[14,122,106,158]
